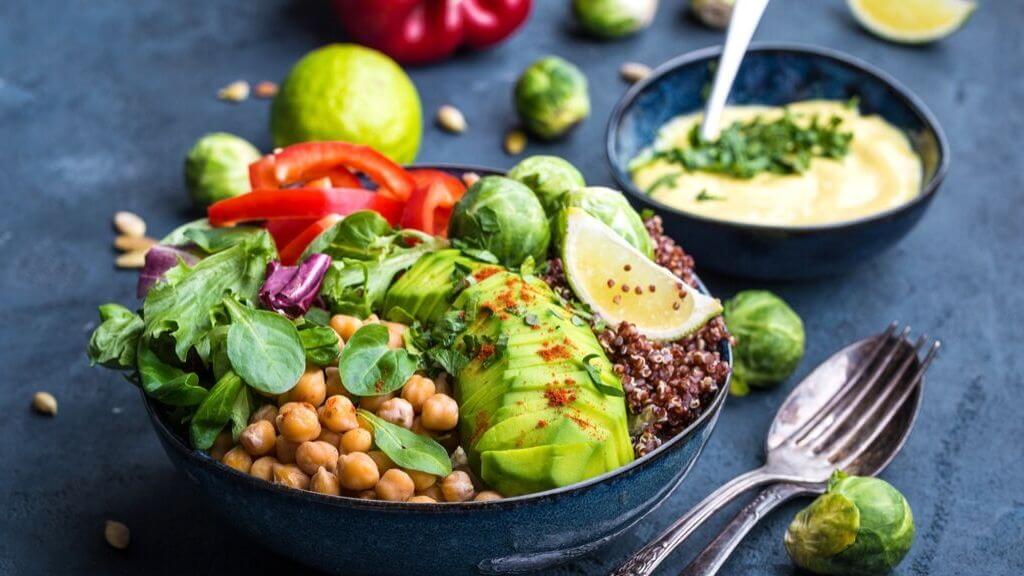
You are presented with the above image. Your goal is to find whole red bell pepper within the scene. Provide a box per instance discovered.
[331,0,532,65]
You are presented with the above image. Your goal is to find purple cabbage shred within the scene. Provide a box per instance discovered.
[137,245,199,298]
[258,253,332,318]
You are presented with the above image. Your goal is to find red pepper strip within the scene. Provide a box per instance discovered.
[278,215,343,265]
[401,170,467,236]
[265,171,358,246]
[208,188,404,228]
[248,142,413,201]
[267,218,319,249]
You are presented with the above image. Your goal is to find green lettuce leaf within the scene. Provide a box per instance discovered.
[87,304,144,369]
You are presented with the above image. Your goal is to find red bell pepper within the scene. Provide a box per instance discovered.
[208,189,404,228]
[278,215,343,265]
[264,171,358,247]
[248,142,413,201]
[331,0,532,65]
[401,169,466,236]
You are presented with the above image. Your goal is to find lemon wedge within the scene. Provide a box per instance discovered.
[560,208,722,341]
[848,0,975,44]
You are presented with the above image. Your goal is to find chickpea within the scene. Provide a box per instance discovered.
[377,398,414,429]
[441,471,475,502]
[319,395,358,433]
[367,450,395,474]
[410,417,430,437]
[401,375,436,413]
[421,394,459,431]
[275,436,299,464]
[249,456,278,482]
[221,446,252,474]
[340,428,373,454]
[310,467,341,496]
[405,469,437,492]
[474,491,503,502]
[359,392,394,413]
[295,440,340,476]
[239,420,276,456]
[250,404,279,428]
[279,365,326,407]
[324,367,350,398]
[276,402,321,443]
[408,495,437,504]
[433,373,453,397]
[356,490,377,500]
[329,314,363,341]
[338,452,380,491]
[209,431,234,461]
[317,428,342,448]
[272,463,310,490]
[383,321,407,349]
[375,469,415,502]
[417,484,444,501]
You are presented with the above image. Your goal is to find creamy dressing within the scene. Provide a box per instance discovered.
[631,101,923,226]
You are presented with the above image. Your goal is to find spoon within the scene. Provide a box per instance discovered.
[699,0,770,141]
[679,333,930,576]
[611,324,938,576]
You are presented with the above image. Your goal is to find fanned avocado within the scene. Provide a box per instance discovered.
[450,271,634,496]
[383,249,497,325]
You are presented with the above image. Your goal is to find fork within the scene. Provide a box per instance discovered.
[610,325,940,576]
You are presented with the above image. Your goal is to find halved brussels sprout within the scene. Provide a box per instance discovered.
[786,471,915,576]
[557,187,654,258]
[573,0,659,39]
[514,56,590,140]
[723,290,805,395]
[507,155,586,215]
[448,176,550,268]
[184,133,261,208]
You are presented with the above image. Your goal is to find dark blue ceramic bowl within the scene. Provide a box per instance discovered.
[607,44,949,279]
[142,165,732,576]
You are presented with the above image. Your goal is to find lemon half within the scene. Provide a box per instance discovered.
[561,209,722,341]
[848,0,975,44]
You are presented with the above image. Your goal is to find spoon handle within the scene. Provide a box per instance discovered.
[678,483,813,576]
[609,467,775,576]
[699,0,770,141]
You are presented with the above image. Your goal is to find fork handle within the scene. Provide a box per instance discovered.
[679,483,813,576]
[609,467,776,576]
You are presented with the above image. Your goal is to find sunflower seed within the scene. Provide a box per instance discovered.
[116,249,148,269]
[436,105,467,134]
[113,211,146,238]
[217,80,250,102]
[620,62,652,84]
[114,235,156,252]
[32,391,57,416]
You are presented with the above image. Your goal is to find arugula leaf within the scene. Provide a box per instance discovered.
[160,218,211,245]
[338,324,418,396]
[189,371,246,449]
[143,230,276,362]
[230,386,252,440]
[309,211,397,260]
[223,297,305,395]
[319,246,435,317]
[184,226,264,253]
[582,353,625,398]
[299,325,341,366]
[357,409,452,476]
[136,340,208,407]
[206,325,232,380]
[87,304,144,369]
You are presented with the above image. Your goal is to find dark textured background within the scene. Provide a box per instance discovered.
[1,1,1021,574]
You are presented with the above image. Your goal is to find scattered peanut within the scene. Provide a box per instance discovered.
[115,250,147,269]
[113,211,146,237]
[104,520,131,549]
[504,130,527,155]
[620,62,653,84]
[32,391,57,416]
[254,81,279,98]
[113,235,156,252]
[217,80,250,102]
[436,105,468,134]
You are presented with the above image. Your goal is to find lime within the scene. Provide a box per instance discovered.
[271,44,422,164]
[848,0,975,44]
[560,208,722,341]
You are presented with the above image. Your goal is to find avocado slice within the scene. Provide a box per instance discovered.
[383,249,499,325]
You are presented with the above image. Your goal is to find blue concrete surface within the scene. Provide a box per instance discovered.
[1,1,1021,574]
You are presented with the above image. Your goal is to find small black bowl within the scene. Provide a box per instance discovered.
[607,44,949,280]
[142,164,732,576]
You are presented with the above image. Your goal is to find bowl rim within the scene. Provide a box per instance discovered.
[143,165,732,511]
[606,42,951,234]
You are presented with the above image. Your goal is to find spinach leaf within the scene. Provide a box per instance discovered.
[358,410,452,476]
[338,324,417,396]
[144,230,276,362]
[299,325,341,366]
[184,226,264,253]
[230,386,252,440]
[303,306,332,327]
[189,371,245,449]
[582,353,625,398]
[87,303,144,369]
[136,339,208,407]
[223,297,305,395]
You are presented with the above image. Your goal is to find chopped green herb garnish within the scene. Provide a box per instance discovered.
[524,313,540,327]
[644,172,682,195]
[696,189,725,202]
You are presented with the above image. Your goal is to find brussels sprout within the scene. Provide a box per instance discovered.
[448,176,550,268]
[557,187,653,258]
[514,57,590,140]
[507,155,586,215]
[184,133,261,208]
[691,0,735,29]
[573,0,659,39]
[723,290,804,394]
[786,471,914,576]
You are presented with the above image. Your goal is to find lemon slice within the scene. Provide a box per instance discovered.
[560,208,722,341]
[848,0,975,44]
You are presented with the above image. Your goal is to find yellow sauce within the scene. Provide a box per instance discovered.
[631,100,922,226]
